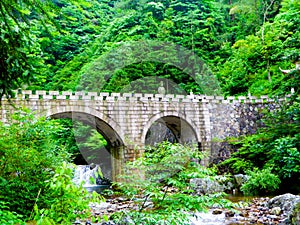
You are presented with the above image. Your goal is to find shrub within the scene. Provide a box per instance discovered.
[0,109,73,217]
[0,109,103,223]
[0,110,87,218]
[33,162,103,225]
[240,168,281,196]
[112,142,236,224]
[0,202,25,225]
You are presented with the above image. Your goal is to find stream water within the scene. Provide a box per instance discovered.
[73,166,283,224]
[192,194,283,225]
[191,211,228,225]
[73,165,110,193]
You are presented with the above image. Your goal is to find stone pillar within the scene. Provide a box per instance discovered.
[111,145,125,182]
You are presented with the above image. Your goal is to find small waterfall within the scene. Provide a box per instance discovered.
[73,165,111,192]
[73,165,98,187]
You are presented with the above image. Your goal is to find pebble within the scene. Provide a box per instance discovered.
[75,197,289,225]
[225,210,235,217]
[212,209,223,214]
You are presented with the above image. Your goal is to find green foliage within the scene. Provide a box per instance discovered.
[112,210,191,225]
[223,97,300,192]
[0,15,41,99]
[0,109,104,223]
[224,0,281,41]
[268,136,300,179]
[112,142,235,224]
[33,162,103,225]
[0,109,72,217]
[45,0,225,95]
[40,0,298,97]
[0,202,25,225]
[217,1,300,96]
[2,0,299,97]
[47,118,109,165]
[0,0,60,99]
[52,119,80,159]
[240,168,281,196]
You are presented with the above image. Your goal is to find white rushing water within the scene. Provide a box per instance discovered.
[190,211,226,225]
[73,165,100,187]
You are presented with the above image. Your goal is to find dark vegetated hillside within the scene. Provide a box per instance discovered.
[27,0,298,98]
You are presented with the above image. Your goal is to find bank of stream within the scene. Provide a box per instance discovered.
[73,193,300,225]
[73,166,299,225]
[192,196,286,225]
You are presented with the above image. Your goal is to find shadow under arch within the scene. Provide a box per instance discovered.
[142,111,201,148]
[40,106,125,181]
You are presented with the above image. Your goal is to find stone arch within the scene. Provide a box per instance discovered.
[42,106,124,147]
[142,111,201,146]
[39,106,125,181]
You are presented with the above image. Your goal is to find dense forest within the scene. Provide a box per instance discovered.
[1,0,299,97]
[0,0,300,224]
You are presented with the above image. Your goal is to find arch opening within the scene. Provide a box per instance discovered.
[145,116,198,147]
[50,111,124,182]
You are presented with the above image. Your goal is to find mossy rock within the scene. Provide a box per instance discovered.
[291,201,300,225]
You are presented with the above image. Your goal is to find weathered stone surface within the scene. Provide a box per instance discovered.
[190,177,225,194]
[190,175,234,194]
[268,193,300,225]
[271,206,282,215]
[1,90,288,180]
[234,174,249,188]
[291,201,300,225]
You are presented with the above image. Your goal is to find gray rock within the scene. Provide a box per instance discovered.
[190,177,225,194]
[190,175,235,195]
[270,206,282,215]
[96,202,113,210]
[290,201,300,225]
[268,193,300,225]
[233,174,249,188]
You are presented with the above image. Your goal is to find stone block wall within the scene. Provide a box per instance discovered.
[0,90,292,171]
[205,95,291,164]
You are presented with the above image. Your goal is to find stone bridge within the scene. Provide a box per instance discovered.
[0,90,289,180]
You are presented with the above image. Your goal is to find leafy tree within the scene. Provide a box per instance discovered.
[217,0,300,96]
[0,109,71,217]
[30,0,116,90]
[111,142,236,224]
[0,110,104,223]
[49,0,224,95]
[217,0,280,42]
[0,0,59,99]
[0,0,102,96]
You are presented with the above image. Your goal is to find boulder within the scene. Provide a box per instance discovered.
[233,174,249,188]
[190,177,224,194]
[268,193,300,225]
[190,175,233,194]
[290,201,300,225]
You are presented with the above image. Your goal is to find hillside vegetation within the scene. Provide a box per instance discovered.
[1,0,299,96]
[0,0,299,224]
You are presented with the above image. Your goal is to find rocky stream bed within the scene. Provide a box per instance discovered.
[73,193,300,225]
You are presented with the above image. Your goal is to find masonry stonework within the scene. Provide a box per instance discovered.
[0,90,290,180]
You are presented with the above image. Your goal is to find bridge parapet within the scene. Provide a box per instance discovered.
[3,90,292,104]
